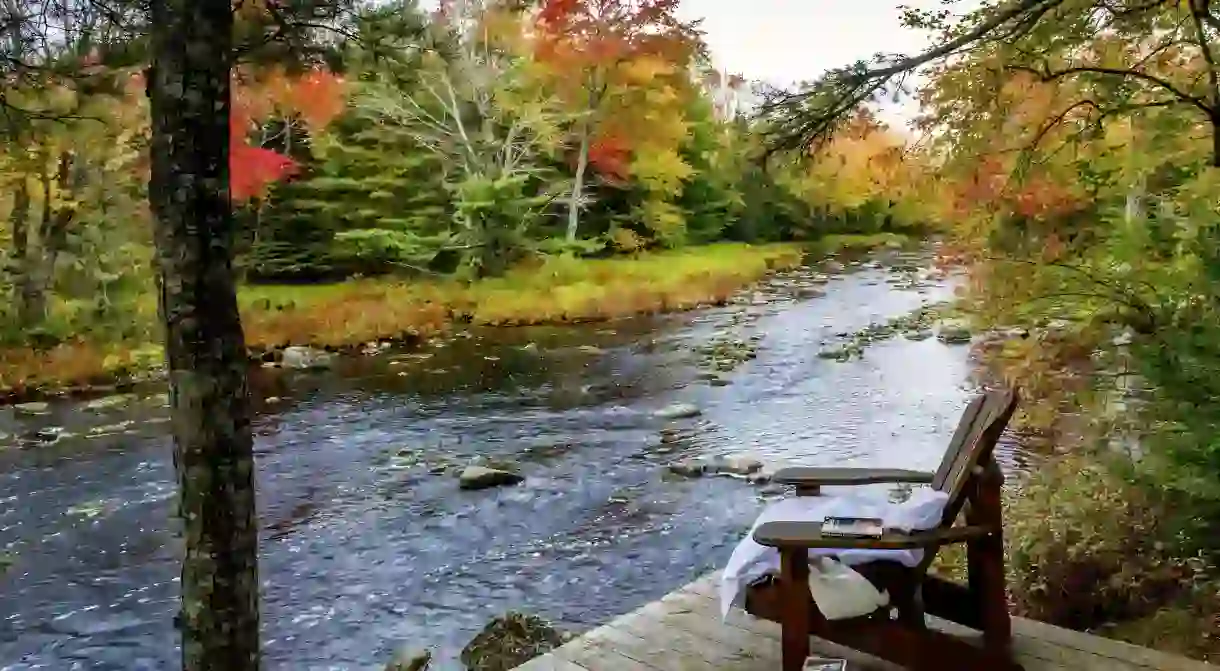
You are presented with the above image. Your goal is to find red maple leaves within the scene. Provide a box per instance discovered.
[230,67,345,202]
[587,134,632,181]
[951,156,1081,220]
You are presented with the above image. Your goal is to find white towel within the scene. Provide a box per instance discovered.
[719,487,950,619]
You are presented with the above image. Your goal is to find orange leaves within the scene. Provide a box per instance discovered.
[532,0,700,188]
[229,66,346,202]
[533,0,698,77]
[234,67,347,134]
[588,134,632,181]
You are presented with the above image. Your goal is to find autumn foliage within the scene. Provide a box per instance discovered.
[532,0,700,181]
[230,67,347,201]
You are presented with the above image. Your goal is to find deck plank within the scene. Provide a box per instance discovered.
[516,572,1215,671]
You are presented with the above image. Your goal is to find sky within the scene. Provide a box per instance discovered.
[674,0,960,128]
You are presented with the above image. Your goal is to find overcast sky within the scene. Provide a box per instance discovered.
[675,0,942,89]
[674,0,965,128]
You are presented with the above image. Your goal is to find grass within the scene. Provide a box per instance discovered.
[807,232,913,256]
[0,243,805,397]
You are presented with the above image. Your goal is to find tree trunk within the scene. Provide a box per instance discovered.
[9,180,37,328]
[148,0,261,669]
[565,122,591,243]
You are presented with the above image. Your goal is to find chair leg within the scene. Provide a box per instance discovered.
[779,548,812,671]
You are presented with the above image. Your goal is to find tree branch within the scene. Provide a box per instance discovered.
[757,0,1068,155]
[1006,63,1214,115]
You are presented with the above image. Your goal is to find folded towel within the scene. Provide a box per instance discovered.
[719,487,949,619]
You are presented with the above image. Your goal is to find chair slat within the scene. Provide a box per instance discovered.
[931,394,987,490]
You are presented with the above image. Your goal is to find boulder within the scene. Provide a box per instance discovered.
[713,455,763,476]
[460,612,567,671]
[385,650,431,671]
[936,321,973,344]
[667,461,707,478]
[458,465,524,491]
[654,403,701,420]
[13,402,50,417]
[824,260,846,273]
[82,394,136,411]
[280,346,334,370]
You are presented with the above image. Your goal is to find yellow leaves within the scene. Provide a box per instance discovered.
[618,56,673,86]
[799,122,916,214]
[637,199,686,246]
[630,147,692,197]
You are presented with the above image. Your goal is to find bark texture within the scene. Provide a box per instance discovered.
[148,0,261,668]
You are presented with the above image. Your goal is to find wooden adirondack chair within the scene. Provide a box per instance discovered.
[743,387,1021,671]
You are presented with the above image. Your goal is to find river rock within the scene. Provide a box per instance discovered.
[654,403,701,420]
[385,650,431,671]
[758,484,787,498]
[713,455,763,476]
[26,426,65,444]
[667,460,706,478]
[280,346,334,370]
[936,321,973,344]
[458,465,524,491]
[83,394,136,411]
[904,329,933,341]
[659,428,696,444]
[459,612,567,671]
[13,402,49,417]
[824,260,846,273]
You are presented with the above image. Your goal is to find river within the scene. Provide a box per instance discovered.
[0,246,1033,671]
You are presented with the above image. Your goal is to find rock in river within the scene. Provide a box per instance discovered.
[654,403,701,420]
[713,454,764,476]
[384,650,431,671]
[667,460,706,478]
[458,465,525,491]
[460,612,567,671]
[936,321,973,344]
[13,402,49,417]
[280,346,335,370]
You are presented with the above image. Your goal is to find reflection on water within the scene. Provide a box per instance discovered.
[0,249,1035,671]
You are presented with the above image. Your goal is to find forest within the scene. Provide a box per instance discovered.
[0,0,926,398]
[6,0,1220,666]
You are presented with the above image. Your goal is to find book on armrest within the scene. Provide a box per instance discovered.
[821,516,884,538]
[804,657,847,671]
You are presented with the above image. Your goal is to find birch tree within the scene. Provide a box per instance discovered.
[356,0,563,276]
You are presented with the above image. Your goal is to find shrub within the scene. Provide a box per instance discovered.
[1002,453,1191,629]
[933,452,1199,631]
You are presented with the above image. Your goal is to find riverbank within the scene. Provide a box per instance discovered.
[927,278,1220,664]
[0,242,825,404]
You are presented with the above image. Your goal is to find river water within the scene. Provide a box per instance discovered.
[0,248,1032,671]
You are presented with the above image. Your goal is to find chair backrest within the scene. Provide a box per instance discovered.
[929,387,1020,525]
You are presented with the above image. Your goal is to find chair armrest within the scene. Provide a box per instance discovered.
[752,521,996,551]
[771,467,935,487]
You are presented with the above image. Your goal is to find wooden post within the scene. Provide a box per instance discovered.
[779,548,812,671]
[967,458,1012,654]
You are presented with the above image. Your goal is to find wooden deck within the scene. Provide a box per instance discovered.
[515,572,1217,671]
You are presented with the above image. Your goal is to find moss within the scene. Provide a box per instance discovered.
[459,612,567,671]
